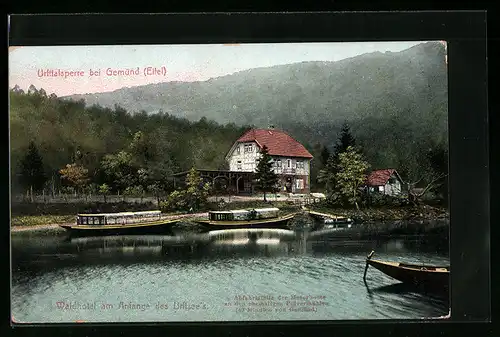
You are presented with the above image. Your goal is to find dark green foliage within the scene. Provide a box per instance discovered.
[333,122,356,159]
[320,146,330,166]
[88,42,445,198]
[160,168,211,212]
[9,89,248,196]
[11,201,156,216]
[427,147,449,204]
[254,145,279,201]
[318,123,358,198]
[18,141,47,195]
[10,42,448,203]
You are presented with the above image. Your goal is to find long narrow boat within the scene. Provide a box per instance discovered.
[60,210,178,236]
[363,251,450,291]
[195,209,296,229]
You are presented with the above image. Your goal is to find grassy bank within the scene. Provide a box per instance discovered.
[11,201,157,217]
[10,200,448,232]
[307,204,448,223]
[11,215,75,227]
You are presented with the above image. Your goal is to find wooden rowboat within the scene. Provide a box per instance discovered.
[195,213,296,230]
[363,251,450,291]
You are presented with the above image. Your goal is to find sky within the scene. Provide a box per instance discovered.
[9,41,428,97]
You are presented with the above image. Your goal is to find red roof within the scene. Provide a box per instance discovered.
[236,129,313,158]
[366,169,398,186]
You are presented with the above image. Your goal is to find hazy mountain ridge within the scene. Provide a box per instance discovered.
[64,42,447,131]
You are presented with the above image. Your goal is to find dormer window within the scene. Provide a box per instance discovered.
[244,144,254,153]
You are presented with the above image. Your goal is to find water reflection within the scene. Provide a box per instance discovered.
[11,224,450,322]
[364,281,449,318]
[11,228,449,278]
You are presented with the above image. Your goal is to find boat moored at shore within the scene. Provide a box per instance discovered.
[60,211,178,236]
[195,208,296,229]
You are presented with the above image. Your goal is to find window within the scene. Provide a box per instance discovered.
[388,177,396,184]
[378,186,384,192]
[237,161,242,170]
[287,159,291,168]
[297,161,304,169]
[295,179,304,189]
[244,143,254,153]
[276,160,282,168]
[236,146,240,154]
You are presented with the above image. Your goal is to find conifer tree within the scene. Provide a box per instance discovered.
[19,141,47,201]
[254,145,279,202]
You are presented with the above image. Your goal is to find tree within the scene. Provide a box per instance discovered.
[11,85,24,94]
[98,183,110,203]
[129,131,156,166]
[161,168,211,212]
[184,168,211,211]
[334,122,356,159]
[320,145,331,166]
[405,146,448,205]
[254,145,279,202]
[124,185,145,203]
[147,183,163,206]
[18,141,47,202]
[59,163,90,195]
[427,146,449,204]
[100,151,136,193]
[27,84,37,95]
[318,122,357,196]
[334,146,370,210]
[317,154,338,194]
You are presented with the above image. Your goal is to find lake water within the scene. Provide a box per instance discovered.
[11,224,450,323]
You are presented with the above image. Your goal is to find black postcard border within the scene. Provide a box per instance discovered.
[6,11,491,337]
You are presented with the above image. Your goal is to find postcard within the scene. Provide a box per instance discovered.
[9,41,450,323]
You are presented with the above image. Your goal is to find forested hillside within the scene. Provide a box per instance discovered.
[64,41,447,150]
[9,89,249,195]
[10,41,448,199]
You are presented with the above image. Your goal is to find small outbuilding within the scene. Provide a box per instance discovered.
[366,169,404,196]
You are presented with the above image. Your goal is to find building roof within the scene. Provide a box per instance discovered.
[235,129,313,159]
[366,169,402,186]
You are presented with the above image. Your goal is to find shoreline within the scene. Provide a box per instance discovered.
[10,207,449,234]
[11,212,209,233]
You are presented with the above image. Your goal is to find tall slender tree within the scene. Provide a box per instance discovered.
[334,122,356,159]
[254,145,279,202]
[318,122,357,197]
[18,141,47,201]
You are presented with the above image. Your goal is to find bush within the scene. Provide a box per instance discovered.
[159,190,187,212]
[368,193,410,207]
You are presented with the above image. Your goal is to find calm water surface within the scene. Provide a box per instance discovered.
[11,223,449,323]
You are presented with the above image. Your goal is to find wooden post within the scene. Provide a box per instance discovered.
[363,250,375,281]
